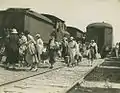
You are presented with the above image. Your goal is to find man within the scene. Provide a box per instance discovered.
[68,37,77,66]
[89,40,98,59]
[81,36,86,45]
[88,40,98,66]
[6,28,19,69]
[2,28,10,67]
[61,37,69,65]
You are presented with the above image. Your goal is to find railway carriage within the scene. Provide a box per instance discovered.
[0,8,54,43]
[86,22,113,58]
[67,26,85,41]
[42,14,70,42]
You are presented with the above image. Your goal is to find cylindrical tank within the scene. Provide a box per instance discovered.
[86,22,113,58]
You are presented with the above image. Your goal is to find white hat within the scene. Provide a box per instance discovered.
[11,28,18,34]
[36,34,41,38]
[63,37,67,40]
[91,40,94,42]
[70,36,74,40]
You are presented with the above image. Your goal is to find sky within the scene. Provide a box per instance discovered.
[0,0,120,44]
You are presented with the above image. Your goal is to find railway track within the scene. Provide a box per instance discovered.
[65,59,104,93]
[0,65,66,93]
[0,66,64,87]
[0,59,104,93]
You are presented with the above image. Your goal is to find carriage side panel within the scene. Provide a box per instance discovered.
[104,28,113,48]
[24,15,54,43]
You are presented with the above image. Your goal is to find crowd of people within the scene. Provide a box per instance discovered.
[0,28,99,71]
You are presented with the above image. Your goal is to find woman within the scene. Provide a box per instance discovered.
[25,31,38,71]
[35,34,43,62]
[48,35,57,69]
[19,32,27,67]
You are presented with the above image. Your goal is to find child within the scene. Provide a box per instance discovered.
[41,44,49,64]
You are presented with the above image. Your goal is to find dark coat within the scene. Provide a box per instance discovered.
[48,39,57,64]
[61,41,69,57]
[6,34,19,64]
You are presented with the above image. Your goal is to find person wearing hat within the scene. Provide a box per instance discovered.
[24,31,39,71]
[68,36,77,66]
[35,34,43,63]
[5,28,19,69]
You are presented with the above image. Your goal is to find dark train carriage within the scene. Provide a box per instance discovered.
[67,26,85,41]
[0,8,54,43]
[0,11,5,31]
[41,14,70,42]
[86,22,113,58]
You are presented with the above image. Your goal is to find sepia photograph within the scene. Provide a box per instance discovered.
[0,0,120,93]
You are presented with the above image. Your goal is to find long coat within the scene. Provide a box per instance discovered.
[61,40,69,58]
[48,39,57,65]
[26,34,38,64]
[68,40,77,64]
[36,38,43,61]
[6,34,19,64]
